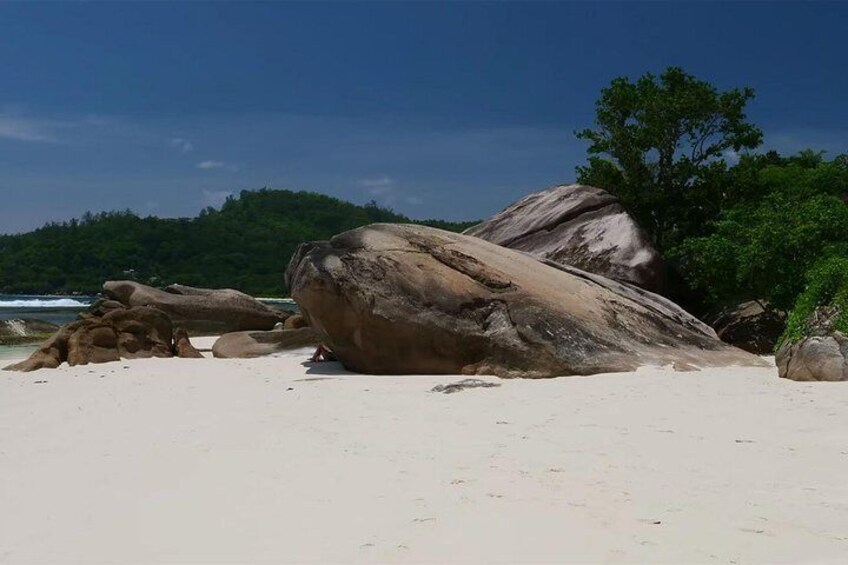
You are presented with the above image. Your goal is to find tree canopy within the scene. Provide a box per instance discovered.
[673,152,848,311]
[0,189,476,296]
[576,67,763,251]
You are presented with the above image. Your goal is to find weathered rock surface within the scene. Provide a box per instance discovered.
[776,307,848,381]
[5,324,76,371]
[285,223,764,378]
[464,184,664,292]
[103,281,287,333]
[81,298,126,319]
[212,327,320,358]
[0,319,59,345]
[710,301,787,354]
[4,306,174,372]
[284,314,309,330]
[174,327,204,359]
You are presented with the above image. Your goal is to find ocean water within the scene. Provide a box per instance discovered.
[0,294,95,325]
[0,295,95,360]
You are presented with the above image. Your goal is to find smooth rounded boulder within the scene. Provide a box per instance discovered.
[103,281,287,333]
[776,306,848,381]
[212,327,320,358]
[776,336,848,381]
[464,184,664,292]
[285,223,764,378]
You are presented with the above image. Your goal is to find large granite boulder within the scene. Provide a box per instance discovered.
[4,306,175,372]
[103,281,287,333]
[776,306,848,381]
[285,223,764,378]
[464,184,664,292]
[0,319,59,345]
[710,301,787,354]
[212,327,320,358]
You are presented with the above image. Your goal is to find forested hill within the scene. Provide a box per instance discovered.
[0,189,477,296]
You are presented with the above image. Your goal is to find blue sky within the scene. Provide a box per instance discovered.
[1,2,846,233]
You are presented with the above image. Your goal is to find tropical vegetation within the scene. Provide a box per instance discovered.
[0,189,475,296]
[576,68,848,338]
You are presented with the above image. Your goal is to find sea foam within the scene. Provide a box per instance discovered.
[0,298,90,308]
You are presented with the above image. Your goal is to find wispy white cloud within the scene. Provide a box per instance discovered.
[0,116,61,143]
[357,174,425,207]
[358,174,395,196]
[196,160,225,169]
[201,190,233,208]
[169,137,193,153]
[196,160,239,171]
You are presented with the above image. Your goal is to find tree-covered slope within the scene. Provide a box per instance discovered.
[0,189,477,296]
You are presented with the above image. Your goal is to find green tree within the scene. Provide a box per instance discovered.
[576,67,763,250]
[673,153,848,311]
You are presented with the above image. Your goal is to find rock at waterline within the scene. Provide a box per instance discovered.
[103,281,287,333]
[285,223,765,378]
[4,306,174,372]
[464,184,664,292]
[0,319,60,346]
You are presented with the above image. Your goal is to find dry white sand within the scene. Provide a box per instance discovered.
[1,346,847,564]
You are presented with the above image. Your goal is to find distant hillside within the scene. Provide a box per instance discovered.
[0,189,477,296]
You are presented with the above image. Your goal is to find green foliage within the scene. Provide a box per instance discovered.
[574,67,848,323]
[576,66,762,250]
[0,189,476,296]
[781,256,848,346]
[673,154,848,311]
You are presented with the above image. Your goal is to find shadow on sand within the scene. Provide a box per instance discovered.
[301,360,352,376]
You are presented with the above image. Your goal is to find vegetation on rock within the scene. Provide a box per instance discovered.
[780,256,848,347]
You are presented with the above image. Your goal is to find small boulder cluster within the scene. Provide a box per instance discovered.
[3,281,313,372]
[4,302,193,372]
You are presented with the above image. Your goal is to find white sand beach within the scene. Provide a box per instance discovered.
[1,346,847,564]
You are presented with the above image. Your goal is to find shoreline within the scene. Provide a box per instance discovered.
[2,353,847,563]
[0,344,39,361]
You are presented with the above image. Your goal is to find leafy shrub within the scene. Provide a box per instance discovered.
[673,155,848,312]
[781,255,848,346]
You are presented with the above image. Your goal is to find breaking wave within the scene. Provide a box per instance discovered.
[0,298,90,309]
